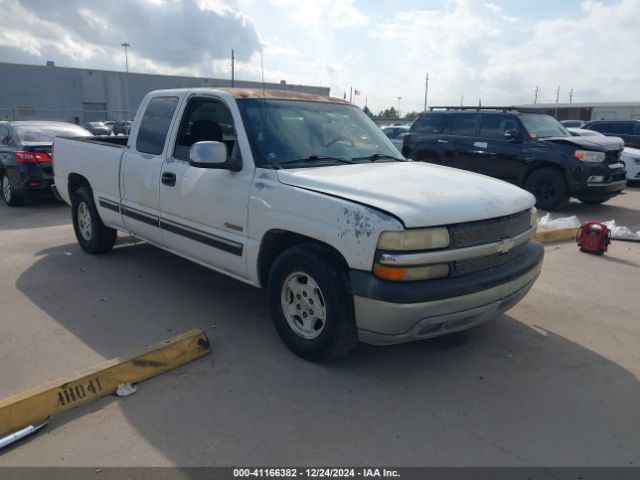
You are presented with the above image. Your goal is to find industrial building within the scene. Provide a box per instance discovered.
[0,62,331,124]
[516,102,640,121]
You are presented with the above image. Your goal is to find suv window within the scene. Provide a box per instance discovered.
[136,96,179,155]
[590,122,615,133]
[412,114,448,134]
[479,114,520,139]
[174,97,237,160]
[448,114,477,136]
[0,126,9,145]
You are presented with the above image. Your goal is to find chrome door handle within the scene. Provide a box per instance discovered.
[437,139,448,143]
[473,141,488,148]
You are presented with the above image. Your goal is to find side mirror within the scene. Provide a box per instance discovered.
[188,141,241,171]
[504,129,522,141]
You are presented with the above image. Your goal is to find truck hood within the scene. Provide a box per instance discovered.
[540,135,623,151]
[276,162,534,228]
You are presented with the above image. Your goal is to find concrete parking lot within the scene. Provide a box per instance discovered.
[1,188,639,466]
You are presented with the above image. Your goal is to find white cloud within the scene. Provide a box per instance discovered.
[270,0,368,29]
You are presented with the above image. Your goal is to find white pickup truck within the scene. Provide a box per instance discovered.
[53,88,543,361]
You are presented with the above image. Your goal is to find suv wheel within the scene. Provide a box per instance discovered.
[524,168,568,211]
[267,243,358,362]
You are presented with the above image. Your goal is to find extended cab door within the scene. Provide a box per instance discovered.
[120,95,180,243]
[473,114,524,183]
[158,94,251,278]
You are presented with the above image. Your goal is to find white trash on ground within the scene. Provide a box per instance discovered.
[602,220,640,241]
[537,213,582,230]
[115,383,137,397]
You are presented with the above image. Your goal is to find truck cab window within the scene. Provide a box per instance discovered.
[136,96,179,155]
[174,97,237,160]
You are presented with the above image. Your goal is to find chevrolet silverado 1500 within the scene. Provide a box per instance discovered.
[53,88,544,361]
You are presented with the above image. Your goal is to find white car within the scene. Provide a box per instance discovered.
[568,128,638,181]
[381,125,410,152]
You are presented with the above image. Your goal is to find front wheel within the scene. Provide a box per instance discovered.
[524,168,569,211]
[71,187,117,254]
[267,244,358,362]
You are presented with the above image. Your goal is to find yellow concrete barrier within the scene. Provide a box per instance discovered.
[0,329,210,437]
[534,228,579,244]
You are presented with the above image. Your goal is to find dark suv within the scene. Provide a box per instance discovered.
[582,120,640,148]
[402,107,626,210]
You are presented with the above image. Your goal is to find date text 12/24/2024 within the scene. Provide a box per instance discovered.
[233,469,400,478]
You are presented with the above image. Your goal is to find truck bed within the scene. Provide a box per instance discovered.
[53,135,127,206]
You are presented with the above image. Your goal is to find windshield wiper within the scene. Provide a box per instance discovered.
[272,155,356,168]
[351,153,406,162]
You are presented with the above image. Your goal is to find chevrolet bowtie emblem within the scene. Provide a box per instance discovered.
[496,238,515,254]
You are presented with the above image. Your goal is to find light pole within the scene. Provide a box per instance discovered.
[397,96,402,119]
[121,42,130,119]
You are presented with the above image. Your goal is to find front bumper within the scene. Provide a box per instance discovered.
[351,242,544,345]
[573,179,626,199]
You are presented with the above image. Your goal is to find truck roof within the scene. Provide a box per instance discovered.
[190,87,349,104]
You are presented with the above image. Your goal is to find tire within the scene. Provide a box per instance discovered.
[576,196,611,205]
[524,168,569,211]
[71,187,117,254]
[2,173,23,207]
[267,243,358,362]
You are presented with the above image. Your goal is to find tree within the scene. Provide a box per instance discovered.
[362,105,374,119]
[403,111,420,120]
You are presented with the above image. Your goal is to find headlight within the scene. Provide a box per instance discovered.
[574,150,605,162]
[377,227,450,251]
[530,207,537,228]
[373,263,450,282]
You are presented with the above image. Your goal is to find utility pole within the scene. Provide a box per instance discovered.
[121,42,130,73]
[397,96,402,118]
[231,49,235,87]
[534,85,539,104]
[423,72,429,111]
[121,42,130,119]
[460,95,464,106]
[555,85,560,118]
[568,88,574,104]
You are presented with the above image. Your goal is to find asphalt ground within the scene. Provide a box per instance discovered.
[0,186,639,466]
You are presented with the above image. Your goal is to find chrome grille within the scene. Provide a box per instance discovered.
[450,210,530,248]
[454,243,528,275]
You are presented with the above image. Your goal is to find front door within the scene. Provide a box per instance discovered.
[121,95,180,243]
[159,95,252,279]
[445,113,479,171]
[473,114,524,183]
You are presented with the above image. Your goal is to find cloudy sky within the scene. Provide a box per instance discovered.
[1,0,639,114]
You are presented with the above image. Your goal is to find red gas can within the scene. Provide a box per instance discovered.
[576,222,611,254]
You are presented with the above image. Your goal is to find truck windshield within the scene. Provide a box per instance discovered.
[237,99,402,168]
[519,113,570,139]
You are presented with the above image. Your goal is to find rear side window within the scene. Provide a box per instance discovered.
[479,114,520,139]
[591,123,614,133]
[136,96,179,155]
[448,114,477,136]
[411,114,448,134]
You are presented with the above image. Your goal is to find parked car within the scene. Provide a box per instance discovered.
[381,125,410,151]
[53,88,543,361]
[83,121,112,136]
[104,120,130,135]
[0,121,91,206]
[402,107,626,210]
[582,120,640,148]
[560,120,586,128]
[568,128,639,181]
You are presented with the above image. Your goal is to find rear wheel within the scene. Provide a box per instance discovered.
[524,168,569,211]
[2,173,23,207]
[267,243,358,362]
[71,187,117,254]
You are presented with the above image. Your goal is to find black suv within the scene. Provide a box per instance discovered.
[402,107,626,210]
[582,120,640,148]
